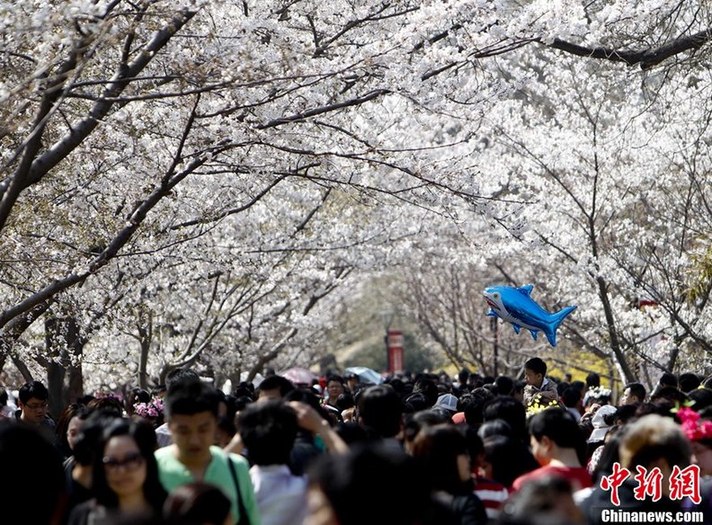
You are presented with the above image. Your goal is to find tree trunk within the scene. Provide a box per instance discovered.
[45,315,84,415]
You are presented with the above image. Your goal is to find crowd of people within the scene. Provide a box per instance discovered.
[1,358,711,525]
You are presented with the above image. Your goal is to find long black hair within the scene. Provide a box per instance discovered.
[92,417,167,511]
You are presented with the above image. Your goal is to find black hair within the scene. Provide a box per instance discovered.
[528,408,582,449]
[688,388,712,412]
[326,374,345,385]
[404,392,429,413]
[165,379,220,419]
[357,384,404,439]
[237,400,299,466]
[483,396,527,442]
[165,368,201,390]
[478,418,513,440]
[412,377,440,407]
[659,372,678,388]
[650,385,688,405]
[561,387,582,409]
[256,375,296,398]
[502,475,575,519]
[411,424,472,495]
[335,391,355,411]
[55,402,90,458]
[402,408,452,445]
[18,380,49,403]
[624,382,647,402]
[678,372,701,393]
[585,373,601,388]
[524,357,547,376]
[73,410,121,466]
[307,442,432,525]
[482,434,538,488]
[92,418,167,511]
[494,376,515,396]
[461,393,488,428]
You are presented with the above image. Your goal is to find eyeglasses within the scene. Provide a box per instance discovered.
[102,451,145,472]
[24,401,48,410]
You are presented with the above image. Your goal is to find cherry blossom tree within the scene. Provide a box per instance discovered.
[1,1,710,400]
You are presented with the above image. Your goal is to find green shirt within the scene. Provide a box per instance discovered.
[155,445,261,525]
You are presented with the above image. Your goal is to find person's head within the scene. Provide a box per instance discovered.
[55,403,90,456]
[0,420,66,524]
[344,372,360,391]
[481,434,538,488]
[237,399,299,466]
[87,395,125,417]
[483,395,527,443]
[658,372,678,388]
[618,414,691,497]
[587,404,618,444]
[649,385,688,405]
[165,367,201,390]
[256,375,296,402]
[73,409,122,469]
[163,481,232,525]
[165,378,221,461]
[494,375,515,396]
[501,475,584,525]
[524,358,547,389]
[458,368,471,386]
[411,423,472,494]
[528,408,586,467]
[402,408,452,453]
[585,373,600,389]
[412,376,439,407]
[93,417,167,510]
[305,442,432,525]
[678,372,701,394]
[561,387,582,410]
[691,437,712,478]
[433,393,459,415]
[688,388,712,413]
[18,380,49,424]
[325,375,345,400]
[620,382,646,405]
[127,388,152,415]
[357,384,404,439]
[477,418,513,440]
[335,391,355,412]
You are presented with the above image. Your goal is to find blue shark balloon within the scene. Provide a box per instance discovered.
[483,284,577,347]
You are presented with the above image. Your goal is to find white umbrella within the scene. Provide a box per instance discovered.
[345,366,384,385]
[280,367,317,386]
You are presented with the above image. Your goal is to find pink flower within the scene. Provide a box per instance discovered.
[676,406,712,441]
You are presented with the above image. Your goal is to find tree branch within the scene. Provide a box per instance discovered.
[547,28,712,69]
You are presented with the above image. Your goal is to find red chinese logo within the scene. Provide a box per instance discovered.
[632,465,662,502]
[669,464,701,505]
[599,463,700,506]
[599,462,630,506]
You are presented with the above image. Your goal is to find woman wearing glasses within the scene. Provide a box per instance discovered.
[67,417,167,525]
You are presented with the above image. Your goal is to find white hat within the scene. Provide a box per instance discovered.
[435,393,459,413]
[588,404,617,443]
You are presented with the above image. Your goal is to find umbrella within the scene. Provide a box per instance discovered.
[345,366,384,385]
[280,366,317,386]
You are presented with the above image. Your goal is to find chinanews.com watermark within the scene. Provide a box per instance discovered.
[596,463,704,524]
[600,509,703,523]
